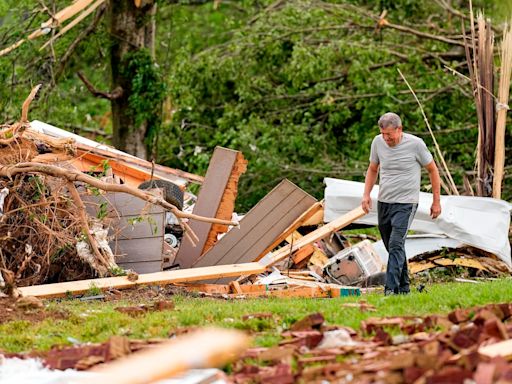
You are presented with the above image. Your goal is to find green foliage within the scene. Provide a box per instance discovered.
[86,283,102,296]
[0,0,509,211]
[0,279,511,353]
[120,49,166,147]
[160,0,506,209]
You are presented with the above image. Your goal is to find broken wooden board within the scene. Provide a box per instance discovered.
[228,286,331,299]
[263,206,366,267]
[179,282,347,299]
[18,262,266,299]
[409,256,487,274]
[74,328,249,384]
[254,201,324,262]
[193,180,317,271]
[174,147,247,269]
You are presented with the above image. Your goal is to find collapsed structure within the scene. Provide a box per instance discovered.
[0,88,509,300]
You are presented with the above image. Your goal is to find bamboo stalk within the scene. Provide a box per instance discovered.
[493,22,512,198]
[397,68,459,195]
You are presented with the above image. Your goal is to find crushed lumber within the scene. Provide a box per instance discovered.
[18,262,266,298]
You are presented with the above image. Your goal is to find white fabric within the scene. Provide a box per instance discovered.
[373,234,464,264]
[324,178,512,266]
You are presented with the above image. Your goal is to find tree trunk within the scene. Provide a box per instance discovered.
[109,0,156,159]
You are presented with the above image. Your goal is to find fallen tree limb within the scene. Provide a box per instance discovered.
[0,162,237,243]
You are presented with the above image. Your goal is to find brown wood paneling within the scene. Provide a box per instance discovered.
[174,147,242,269]
[193,180,316,271]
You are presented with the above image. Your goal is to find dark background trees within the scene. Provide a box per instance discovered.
[0,0,510,210]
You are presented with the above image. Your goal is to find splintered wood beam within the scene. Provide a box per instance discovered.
[173,147,246,269]
[263,206,366,267]
[74,328,249,384]
[18,262,266,298]
[203,151,247,253]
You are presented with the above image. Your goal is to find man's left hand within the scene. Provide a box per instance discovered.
[430,201,441,219]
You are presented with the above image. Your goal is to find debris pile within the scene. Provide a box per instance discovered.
[229,302,512,383]
[0,87,236,290]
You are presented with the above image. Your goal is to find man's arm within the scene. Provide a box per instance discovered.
[425,160,441,218]
[362,161,379,213]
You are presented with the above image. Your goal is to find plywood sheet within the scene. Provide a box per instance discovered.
[193,180,316,270]
[174,147,244,269]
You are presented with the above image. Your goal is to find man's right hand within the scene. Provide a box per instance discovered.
[361,194,372,213]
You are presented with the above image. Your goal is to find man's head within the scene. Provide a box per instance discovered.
[378,112,402,147]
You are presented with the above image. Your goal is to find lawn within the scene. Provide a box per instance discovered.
[1,278,511,353]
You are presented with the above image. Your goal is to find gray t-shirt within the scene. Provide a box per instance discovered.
[370,133,433,203]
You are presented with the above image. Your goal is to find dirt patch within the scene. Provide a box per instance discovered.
[0,297,68,324]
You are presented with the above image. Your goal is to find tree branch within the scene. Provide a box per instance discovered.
[55,4,106,81]
[77,71,123,100]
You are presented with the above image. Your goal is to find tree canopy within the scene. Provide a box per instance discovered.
[0,0,510,210]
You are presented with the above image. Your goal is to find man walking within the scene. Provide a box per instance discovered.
[361,112,441,295]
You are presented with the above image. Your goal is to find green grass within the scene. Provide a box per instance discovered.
[1,279,511,353]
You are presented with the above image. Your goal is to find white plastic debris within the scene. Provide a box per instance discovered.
[316,329,357,349]
[324,178,512,266]
[0,357,93,384]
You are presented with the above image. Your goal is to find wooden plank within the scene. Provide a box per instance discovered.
[229,281,243,294]
[302,206,324,226]
[255,201,323,261]
[73,328,249,384]
[193,180,316,269]
[204,151,247,253]
[18,262,266,299]
[286,231,315,265]
[228,286,331,299]
[263,206,366,267]
[174,147,244,269]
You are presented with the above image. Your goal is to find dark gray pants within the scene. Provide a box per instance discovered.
[377,202,418,294]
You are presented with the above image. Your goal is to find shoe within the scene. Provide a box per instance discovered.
[384,289,397,296]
